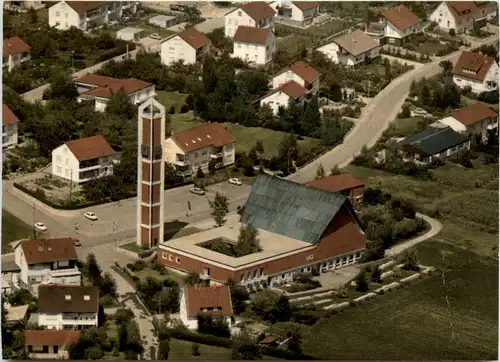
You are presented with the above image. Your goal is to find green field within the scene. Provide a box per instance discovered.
[168,339,232,360]
[2,210,32,253]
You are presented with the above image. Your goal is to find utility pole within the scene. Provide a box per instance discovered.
[32,203,36,239]
[69,169,73,202]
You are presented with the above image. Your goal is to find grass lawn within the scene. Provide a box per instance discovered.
[413,39,450,55]
[119,242,143,253]
[169,338,232,360]
[462,95,499,111]
[2,210,32,253]
[382,116,428,139]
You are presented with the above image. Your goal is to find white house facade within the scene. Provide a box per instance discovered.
[25,330,81,360]
[160,27,211,66]
[270,1,320,26]
[272,61,321,95]
[257,80,307,115]
[2,258,21,295]
[2,104,19,150]
[232,26,275,65]
[429,1,497,33]
[225,2,276,38]
[3,36,31,73]
[452,51,499,94]
[381,4,421,44]
[437,103,498,138]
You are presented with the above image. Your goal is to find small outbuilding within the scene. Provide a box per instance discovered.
[148,14,177,28]
[116,27,145,42]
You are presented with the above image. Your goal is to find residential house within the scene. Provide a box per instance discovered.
[256,80,307,115]
[305,173,365,207]
[48,1,137,31]
[25,330,81,360]
[3,36,31,72]
[225,1,276,38]
[316,29,380,66]
[272,61,321,95]
[270,1,320,27]
[37,284,99,330]
[429,1,498,33]
[51,134,119,184]
[14,238,81,290]
[381,4,421,45]
[164,122,236,177]
[5,304,29,327]
[436,103,498,138]
[74,74,155,112]
[2,104,20,150]
[232,26,276,65]
[2,256,21,295]
[452,51,499,94]
[4,1,44,11]
[397,126,471,164]
[179,284,233,330]
[160,27,211,66]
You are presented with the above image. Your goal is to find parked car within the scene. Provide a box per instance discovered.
[34,222,47,232]
[84,212,98,221]
[190,187,205,196]
[72,238,81,247]
[229,178,242,186]
[149,33,161,40]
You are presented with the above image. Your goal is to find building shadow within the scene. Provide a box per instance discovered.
[163,220,189,242]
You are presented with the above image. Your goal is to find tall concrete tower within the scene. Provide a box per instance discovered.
[137,98,165,248]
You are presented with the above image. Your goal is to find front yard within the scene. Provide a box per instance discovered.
[1,210,32,253]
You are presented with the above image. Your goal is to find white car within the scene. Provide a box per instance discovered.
[190,187,205,196]
[34,222,47,232]
[229,178,242,186]
[149,33,162,40]
[84,212,98,221]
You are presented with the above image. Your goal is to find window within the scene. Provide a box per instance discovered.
[238,11,242,16]
[65,295,71,300]
[175,257,180,263]
[204,267,210,276]
[56,166,62,173]
[281,274,285,279]
[65,12,68,18]
[56,21,60,26]
[65,22,68,27]
[168,254,173,261]
[84,295,90,301]
[56,11,60,16]
[342,256,347,262]
[349,254,354,260]
[162,253,167,260]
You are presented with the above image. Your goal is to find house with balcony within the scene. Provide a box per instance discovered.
[272,61,321,95]
[25,330,81,360]
[232,26,276,65]
[270,1,320,27]
[14,238,81,291]
[51,134,119,184]
[48,1,137,31]
[2,104,20,150]
[74,74,155,112]
[225,1,276,38]
[37,285,99,330]
[180,284,234,330]
[435,103,498,139]
[452,51,499,94]
[255,80,308,115]
[164,122,236,177]
[160,27,211,66]
[3,36,31,72]
[316,29,380,67]
[381,4,421,45]
[429,1,498,33]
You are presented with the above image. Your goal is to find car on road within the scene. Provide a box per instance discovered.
[84,212,98,221]
[34,222,47,232]
[229,178,242,186]
[190,187,205,196]
[149,33,162,40]
[72,238,81,247]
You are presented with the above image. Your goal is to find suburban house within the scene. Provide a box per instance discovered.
[272,61,321,95]
[179,284,233,330]
[381,4,421,44]
[397,125,471,164]
[225,1,276,38]
[256,80,308,115]
[157,174,366,290]
[25,330,81,360]
[51,134,119,184]
[3,36,30,72]
[48,1,137,31]
[14,238,82,290]
[429,1,498,33]
[164,122,236,177]
[316,29,380,66]
[2,256,21,295]
[37,284,100,330]
[5,304,29,326]
[305,173,365,207]
[436,103,498,138]
[74,74,155,112]
[270,1,320,27]
[2,104,20,150]
[160,27,211,66]
[452,51,499,94]
[232,26,276,65]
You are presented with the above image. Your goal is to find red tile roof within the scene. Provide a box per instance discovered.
[233,26,272,45]
[292,1,320,11]
[451,103,498,126]
[64,134,115,162]
[331,29,380,57]
[65,1,107,13]
[3,36,30,57]
[19,238,78,265]
[171,122,235,153]
[178,27,210,49]
[257,80,307,103]
[239,1,276,21]
[381,4,420,31]
[79,77,152,98]
[38,285,100,314]
[447,1,492,18]
[277,61,320,85]
[3,104,19,126]
[25,330,81,347]
[452,51,495,82]
[73,74,122,87]
[305,173,364,193]
[185,284,233,318]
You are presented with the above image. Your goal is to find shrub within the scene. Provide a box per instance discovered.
[168,106,175,114]
[138,249,154,259]
[449,29,456,36]
[192,343,200,356]
[129,260,147,272]
[180,104,190,113]
[99,294,116,308]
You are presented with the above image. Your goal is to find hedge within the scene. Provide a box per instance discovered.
[138,249,154,259]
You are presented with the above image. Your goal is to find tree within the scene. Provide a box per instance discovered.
[106,91,137,120]
[329,81,343,102]
[231,337,262,360]
[270,295,292,323]
[85,253,102,286]
[208,159,217,175]
[209,192,229,227]
[254,140,264,155]
[399,104,411,118]
[192,343,200,356]
[403,249,420,271]
[100,272,118,298]
[230,285,250,314]
[28,7,38,24]
[158,339,171,359]
[287,329,303,355]
[300,95,321,137]
[371,266,382,283]
[315,163,326,179]
[330,165,341,175]
[439,60,453,76]
[355,269,369,292]
[384,58,392,82]
[46,72,79,102]
[235,224,260,257]
[197,315,231,337]
[196,166,205,179]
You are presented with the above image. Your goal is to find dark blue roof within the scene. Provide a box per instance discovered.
[241,174,348,245]
[398,126,469,156]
